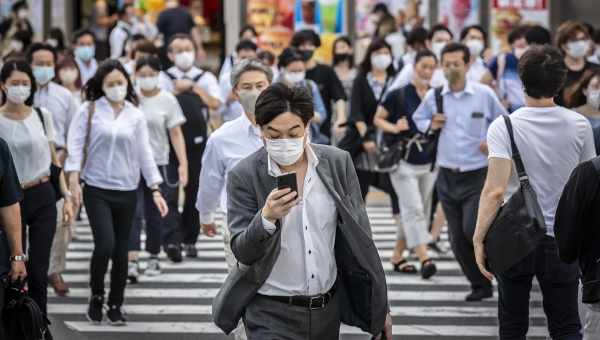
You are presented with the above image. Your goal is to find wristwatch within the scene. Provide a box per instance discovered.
[151,187,162,195]
[10,254,27,262]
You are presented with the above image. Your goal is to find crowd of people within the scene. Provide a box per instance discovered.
[0,0,600,339]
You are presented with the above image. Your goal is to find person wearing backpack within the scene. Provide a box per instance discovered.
[159,33,222,258]
[474,45,596,339]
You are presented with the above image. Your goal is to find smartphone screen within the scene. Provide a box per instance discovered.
[277,172,298,194]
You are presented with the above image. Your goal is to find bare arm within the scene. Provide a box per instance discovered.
[168,126,188,187]
[193,86,221,110]
[0,203,23,257]
[373,105,400,134]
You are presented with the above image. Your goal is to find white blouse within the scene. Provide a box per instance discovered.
[65,97,162,191]
[0,108,54,185]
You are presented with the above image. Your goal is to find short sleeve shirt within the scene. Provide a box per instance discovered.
[0,137,22,208]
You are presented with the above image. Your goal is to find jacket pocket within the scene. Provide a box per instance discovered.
[339,268,373,329]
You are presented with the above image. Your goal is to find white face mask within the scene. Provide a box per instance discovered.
[9,39,23,52]
[285,71,305,84]
[137,76,159,92]
[371,54,392,70]
[59,69,78,84]
[466,39,484,57]
[6,85,31,104]
[566,40,591,59]
[587,89,600,110]
[431,41,447,60]
[103,85,128,103]
[237,88,261,115]
[265,136,306,166]
[174,51,195,70]
[17,9,28,20]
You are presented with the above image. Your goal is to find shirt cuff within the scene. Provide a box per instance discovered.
[261,215,277,235]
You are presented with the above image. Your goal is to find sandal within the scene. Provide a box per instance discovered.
[392,259,418,274]
[421,258,437,279]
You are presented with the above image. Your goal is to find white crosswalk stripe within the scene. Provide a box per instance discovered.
[48,206,549,339]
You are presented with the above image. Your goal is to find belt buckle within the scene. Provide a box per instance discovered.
[308,295,324,310]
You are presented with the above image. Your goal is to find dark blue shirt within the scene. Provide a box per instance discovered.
[382,84,433,165]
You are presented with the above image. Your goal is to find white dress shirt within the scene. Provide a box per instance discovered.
[34,81,78,148]
[196,113,263,224]
[466,58,489,84]
[159,66,223,103]
[64,97,162,191]
[260,145,338,297]
[0,108,54,185]
[109,20,133,59]
[217,71,243,122]
[75,57,98,86]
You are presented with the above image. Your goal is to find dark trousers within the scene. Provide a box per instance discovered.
[129,165,181,254]
[436,167,491,290]
[20,182,57,315]
[181,160,200,245]
[83,185,137,307]
[496,236,582,340]
[356,170,400,215]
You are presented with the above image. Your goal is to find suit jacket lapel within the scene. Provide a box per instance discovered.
[256,148,277,197]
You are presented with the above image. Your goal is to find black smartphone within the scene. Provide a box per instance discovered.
[277,172,298,194]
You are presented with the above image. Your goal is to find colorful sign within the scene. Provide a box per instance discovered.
[354,0,429,38]
[438,0,481,39]
[246,0,294,56]
[490,0,549,53]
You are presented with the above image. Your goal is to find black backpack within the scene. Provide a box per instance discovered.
[2,279,53,340]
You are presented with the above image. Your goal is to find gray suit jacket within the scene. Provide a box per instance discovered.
[212,144,389,336]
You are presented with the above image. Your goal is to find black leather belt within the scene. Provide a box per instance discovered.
[258,285,337,310]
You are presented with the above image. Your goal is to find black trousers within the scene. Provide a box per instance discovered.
[436,167,491,290]
[129,165,181,254]
[181,160,200,245]
[496,236,582,340]
[20,182,57,315]
[356,170,400,215]
[83,185,137,307]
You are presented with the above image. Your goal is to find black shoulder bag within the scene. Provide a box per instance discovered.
[376,87,406,172]
[484,115,546,274]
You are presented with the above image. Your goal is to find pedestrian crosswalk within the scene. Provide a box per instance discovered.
[48,205,549,339]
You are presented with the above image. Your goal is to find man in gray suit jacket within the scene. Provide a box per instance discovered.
[212,83,392,339]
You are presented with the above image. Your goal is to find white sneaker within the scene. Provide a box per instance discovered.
[127,261,139,284]
[145,258,161,276]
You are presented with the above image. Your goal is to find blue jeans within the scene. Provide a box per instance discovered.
[496,236,582,340]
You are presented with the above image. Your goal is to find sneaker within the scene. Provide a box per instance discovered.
[166,244,183,263]
[427,241,448,254]
[183,244,197,258]
[145,257,161,276]
[127,261,139,284]
[86,295,104,324]
[465,287,493,302]
[106,305,127,326]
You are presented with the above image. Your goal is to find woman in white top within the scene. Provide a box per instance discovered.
[0,59,73,316]
[65,60,168,326]
[127,55,188,280]
[55,56,83,107]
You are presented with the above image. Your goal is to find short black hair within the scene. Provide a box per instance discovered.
[507,25,528,45]
[525,25,552,45]
[167,33,197,51]
[460,25,487,46]
[518,45,567,99]
[371,3,389,15]
[0,58,37,106]
[236,39,258,53]
[255,82,314,126]
[360,37,395,76]
[135,55,162,73]
[277,47,304,69]
[290,29,321,48]
[428,24,453,41]
[414,50,437,65]
[440,42,470,64]
[26,43,58,64]
[11,0,27,12]
[83,59,138,105]
[46,27,66,51]
[72,29,96,44]
[118,3,134,17]
[239,25,258,39]
[407,27,429,47]
[132,41,159,59]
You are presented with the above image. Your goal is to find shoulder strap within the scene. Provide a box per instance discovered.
[592,157,600,174]
[34,107,47,135]
[375,76,391,106]
[165,70,177,80]
[434,87,443,114]
[502,115,528,182]
[497,53,507,81]
[192,70,205,83]
[81,102,95,170]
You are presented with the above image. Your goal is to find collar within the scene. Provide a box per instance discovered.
[240,113,261,139]
[267,143,319,177]
[76,57,97,69]
[97,96,133,111]
[169,66,201,79]
[442,80,475,96]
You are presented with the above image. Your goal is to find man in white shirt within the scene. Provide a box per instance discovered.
[474,45,595,339]
[109,4,135,60]
[26,42,78,297]
[196,58,271,340]
[72,29,98,86]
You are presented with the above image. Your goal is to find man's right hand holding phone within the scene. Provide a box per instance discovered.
[262,188,299,224]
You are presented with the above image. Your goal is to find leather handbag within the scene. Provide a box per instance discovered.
[484,115,546,274]
[376,87,406,172]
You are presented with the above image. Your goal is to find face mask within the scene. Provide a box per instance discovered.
[587,90,600,110]
[5,85,31,104]
[371,54,392,70]
[285,71,305,84]
[175,51,195,70]
[431,42,447,59]
[446,69,462,84]
[466,39,484,57]
[333,53,353,66]
[300,49,314,62]
[566,40,591,59]
[9,40,23,52]
[514,46,529,59]
[265,136,306,166]
[237,88,261,115]
[59,69,78,84]
[17,9,28,20]
[103,85,128,103]
[46,38,58,48]
[33,66,55,85]
[75,46,95,62]
[137,76,159,92]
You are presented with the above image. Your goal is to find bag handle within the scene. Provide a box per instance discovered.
[81,102,95,171]
[502,115,528,182]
